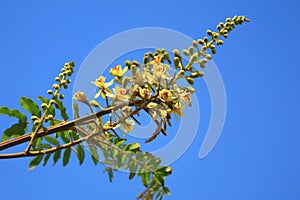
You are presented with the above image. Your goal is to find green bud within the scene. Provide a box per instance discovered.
[174,57,180,68]
[210,45,216,49]
[223,34,228,38]
[211,49,217,54]
[34,120,40,126]
[217,25,221,31]
[206,54,213,60]
[59,94,64,99]
[190,53,198,63]
[143,56,149,64]
[182,49,189,56]
[173,49,181,58]
[49,100,55,105]
[55,77,60,82]
[47,90,53,94]
[206,30,213,36]
[204,37,209,43]
[52,84,60,90]
[186,77,194,85]
[132,60,140,66]
[192,40,198,48]
[61,80,67,85]
[67,79,71,84]
[31,116,39,121]
[226,18,231,22]
[217,40,224,45]
[186,87,195,93]
[41,103,48,109]
[197,39,204,44]
[199,59,207,68]
[125,60,131,66]
[188,46,194,55]
[47,114,54,120]
[63,85,68,89]
[190,71,204,78]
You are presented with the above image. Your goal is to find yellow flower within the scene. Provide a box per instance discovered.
[150,55,162,65]
[139,87,150,98]
[91,76,113,99]
[159,89,173,102]
[110,65,128,77]
[91,76,113,89]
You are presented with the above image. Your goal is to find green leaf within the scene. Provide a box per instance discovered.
[29,155,44,170]
[44,136,60,146]
[0,106,27,123]
[63,148,71,167]
[38,96,55,117]
[128,161,138,180]
[37,143,52,149]
[127,143,140,151]
[20,97,41,117]
[77,145,85,165]
[141,172,151,187]
[55,100,69,121]
[59,131,70,143]
[2,122,27,141]
[89,146,99,165]
[103,167,114,182]
[113,138,126,147]
[154,173,165,186]
[53,149,61,165]
[43,153,52,166]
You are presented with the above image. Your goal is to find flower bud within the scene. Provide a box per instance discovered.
[186,77,194,85]
[182,49,189,56]
[192,40,198,48]
[206,30,213,36]
[173,49,181,58]
[132,60,140,66]
[73,91,89,105]
[143,56,149,64]
[125,60,131,66]
[197,39,204,44]
[204,37,209,43]
[52,84,60,90]
[55,77,60,82]
[34,120,40,126]
[217,40,224,45]
[41,103,48,109]
[47,90,53,94]
[47,114,54,120]
[31,116,39,121]
[188,46,194,55]
[59,94,64,99]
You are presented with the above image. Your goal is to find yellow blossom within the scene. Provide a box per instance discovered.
[91,76,113,89]
[159,89,173,102]
[91,76,113,99]
[110,65,128,77]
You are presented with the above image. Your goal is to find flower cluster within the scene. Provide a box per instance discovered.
[73,15,250,141]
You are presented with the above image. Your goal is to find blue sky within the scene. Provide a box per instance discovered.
[0,0,300,199]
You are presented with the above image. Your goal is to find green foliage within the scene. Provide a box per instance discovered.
[20,97,41,118]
